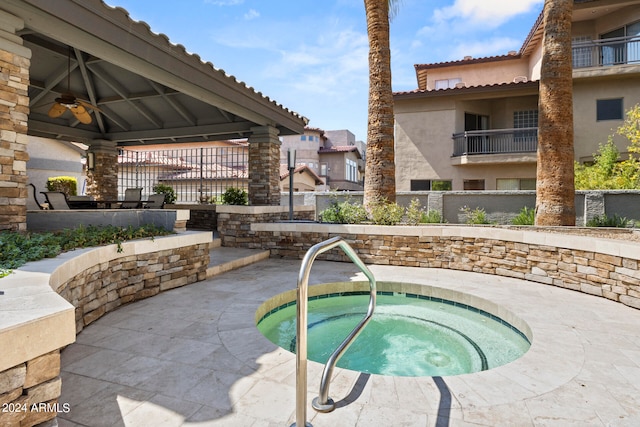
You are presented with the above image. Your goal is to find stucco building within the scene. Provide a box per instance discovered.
[394,0,640,191]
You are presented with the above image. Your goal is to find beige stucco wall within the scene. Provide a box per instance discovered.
[395,93,539,191]
[573,76,640,162]
[26,136,86,196]
[424,57,530,89]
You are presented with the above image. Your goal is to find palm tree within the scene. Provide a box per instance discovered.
[535,0,575,226]
[363,0,398,209]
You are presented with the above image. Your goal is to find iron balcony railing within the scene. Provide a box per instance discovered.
[572,35,640,69]
[452,127,537,157]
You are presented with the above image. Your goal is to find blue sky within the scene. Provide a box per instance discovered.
[105,0,544,141]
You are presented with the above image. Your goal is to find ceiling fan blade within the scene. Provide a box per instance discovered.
[78,99,102,113]
[70,104,92,124]
[48,103,67,118]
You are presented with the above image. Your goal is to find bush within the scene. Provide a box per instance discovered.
[153,183,177,204]
[370,201,405,225]
[319,197,368,224]
[222,187,248,205]
[47,176,77,196]
[460,206,493,225]
[586,214,632,228]
[511,206,535,225]
[0,224,172,278]
[421,210,446,224]
[405,198,425,226]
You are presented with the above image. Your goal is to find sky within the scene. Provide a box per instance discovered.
[105,0,544,142]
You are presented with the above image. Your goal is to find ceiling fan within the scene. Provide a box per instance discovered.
[47,47,100,124]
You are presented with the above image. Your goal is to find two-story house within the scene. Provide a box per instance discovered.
[394,0,640,191]
[280,127,366,191]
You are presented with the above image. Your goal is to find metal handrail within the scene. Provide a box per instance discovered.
[291,236,376,427]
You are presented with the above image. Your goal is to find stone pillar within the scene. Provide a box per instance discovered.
[583,191,605,227]
[0,11,31,231]
[86,139,118,200]
[248,125,281,205]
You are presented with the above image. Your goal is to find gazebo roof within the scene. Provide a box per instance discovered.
[2,0,307,146]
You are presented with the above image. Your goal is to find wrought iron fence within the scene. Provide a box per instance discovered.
[118,146,248,203]
[452,127,538,156]
[572,35,640,69]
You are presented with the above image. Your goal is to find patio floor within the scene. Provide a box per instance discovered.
[58,249,640,426]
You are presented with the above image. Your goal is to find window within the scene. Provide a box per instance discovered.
[463,179,485,190]
[410,180,452,191]
[600,22,640,65]
[320,163,328,176]
[301,135,307,141]
[435,78,462,90]
[345,159,358,182]
[572,36,593,68]
[513,110,538,147]
[497,178,536,190]
[597,98,623,121]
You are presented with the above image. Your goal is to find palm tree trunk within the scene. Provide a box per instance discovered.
[535,0,575,226]
[363,0,396,208]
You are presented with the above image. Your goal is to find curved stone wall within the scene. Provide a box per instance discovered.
[0,231,212,427]
[251,223,640,311]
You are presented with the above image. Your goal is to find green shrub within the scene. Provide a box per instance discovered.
[0,224,172,277]
[222,187,248,205]
[370,201,405,225]
[153,183,176,204]
[406,198,425,226]
[421,210,446,224]
[46,176,77,196]
[512,206,535,225]
[586,214,632,228]
[319,197,368,224]
[460,206,493,225]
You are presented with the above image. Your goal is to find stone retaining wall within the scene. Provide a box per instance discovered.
[57,240,210,334]
[0,231,212,427]
[216,205,315,247]
[251,223,640,311]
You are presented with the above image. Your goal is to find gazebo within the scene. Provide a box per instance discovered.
[0,0,307,231]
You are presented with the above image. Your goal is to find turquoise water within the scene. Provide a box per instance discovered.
[257,293,530,377]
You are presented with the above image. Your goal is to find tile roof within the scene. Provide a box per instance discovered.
[318,145,360,154]
[279,164,324,184]
[394,79,538,98]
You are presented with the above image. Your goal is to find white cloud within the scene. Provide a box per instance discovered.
[244,9,259,20]
[433,0,543,28]
[449,37,521,59]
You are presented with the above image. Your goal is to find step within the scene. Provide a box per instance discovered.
[206,239,270,278]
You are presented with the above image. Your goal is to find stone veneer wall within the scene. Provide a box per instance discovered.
[0,11,31,232]
[249,223,640,311]
[57,241,210,334]
[216,205,315,247]
[165,204,217,231]
[0,232,211,427]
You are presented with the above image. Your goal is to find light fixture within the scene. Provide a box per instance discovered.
[87,152,95,171]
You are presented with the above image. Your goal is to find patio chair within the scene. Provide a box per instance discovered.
[27,183,46,210]
[41,191,71,210]
[120,188,143,209]
[143,193,165,209]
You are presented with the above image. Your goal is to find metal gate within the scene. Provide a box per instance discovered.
[118,146,248,203]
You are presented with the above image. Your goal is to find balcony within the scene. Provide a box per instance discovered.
[451,127,537,166]
[572,35,640,69]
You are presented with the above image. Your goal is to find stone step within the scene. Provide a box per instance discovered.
[206,239,270,278]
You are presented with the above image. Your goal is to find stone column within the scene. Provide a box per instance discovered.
[0,11,31,231]
[85,139,118,200]
[248,125,281,205]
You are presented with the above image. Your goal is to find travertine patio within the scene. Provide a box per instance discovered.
[58,250,640,426]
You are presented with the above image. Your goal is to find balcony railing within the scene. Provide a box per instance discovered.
[452,127,537,157]
[572,35,640,69]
